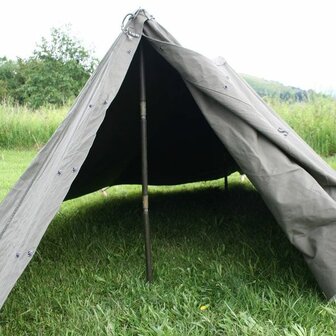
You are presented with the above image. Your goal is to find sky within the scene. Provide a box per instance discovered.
[1,0,335,93]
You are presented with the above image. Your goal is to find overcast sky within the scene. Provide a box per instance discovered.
[1,0,335,93]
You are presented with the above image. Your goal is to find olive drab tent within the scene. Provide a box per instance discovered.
[1,9,336,308]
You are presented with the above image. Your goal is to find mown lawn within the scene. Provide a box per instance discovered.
[0,150,336,335]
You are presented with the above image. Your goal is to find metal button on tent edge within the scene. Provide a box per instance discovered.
[72,167,77,173]
[57,170,62,176]
[15,253,20,258]
[27,250,34,257]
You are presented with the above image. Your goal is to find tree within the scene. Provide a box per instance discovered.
[0,57,25,103]
[20,25,98,108]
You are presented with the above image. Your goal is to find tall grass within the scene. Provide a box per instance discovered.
[0,102,67,150]
[268,96,336,157]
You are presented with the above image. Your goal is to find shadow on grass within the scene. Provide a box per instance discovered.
[37,181,318,296]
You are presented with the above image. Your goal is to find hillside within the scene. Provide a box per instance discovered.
[241,74,318,102]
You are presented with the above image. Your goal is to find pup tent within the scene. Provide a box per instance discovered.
[1,9,336,308]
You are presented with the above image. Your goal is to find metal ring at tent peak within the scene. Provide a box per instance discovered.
[121,12,141,39]
[121,13,135,32]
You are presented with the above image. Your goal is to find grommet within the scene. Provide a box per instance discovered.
[57,170,62,176]
[72,167,77,173]
[15,252,20,258]
[103,100,108,105]
[127,50,132,54]
[89,104,93,108]
[224,85,228,89]
[28,250,34,257]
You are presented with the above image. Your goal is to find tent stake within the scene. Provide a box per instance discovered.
[140,43,153,283]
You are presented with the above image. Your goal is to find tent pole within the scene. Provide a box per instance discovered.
[140,43,153,283]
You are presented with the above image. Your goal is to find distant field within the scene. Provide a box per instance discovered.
[269,97,336,157]
[0,103,67,150]
[0,150,336,335]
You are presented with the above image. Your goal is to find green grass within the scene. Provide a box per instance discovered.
[0,149,37,200]
[327,155,336,168]
[269,97,336,157]
[0,102,66,150]
[0,150,336,335]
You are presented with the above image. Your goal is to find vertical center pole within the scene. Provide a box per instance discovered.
[140,43,153,283]
[224,175,228,192]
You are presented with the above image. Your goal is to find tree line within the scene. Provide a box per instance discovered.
[241,74,321,103]
[0,26,98,109]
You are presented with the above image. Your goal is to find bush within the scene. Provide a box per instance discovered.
[0,26,98,108]
[0,57,25,103]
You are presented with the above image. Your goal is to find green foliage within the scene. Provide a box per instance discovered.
[0,57,25,103]
[268,96,336,156]
[21,26,98,108]
[0,26,98,108]
[0,102,67,149]
[34,26,96,71]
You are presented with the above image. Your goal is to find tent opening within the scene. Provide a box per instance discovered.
[66,39,240,200]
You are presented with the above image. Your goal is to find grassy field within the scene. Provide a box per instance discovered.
[0,103,67,150]
[268,97,336,157]
[0,150,336,335]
